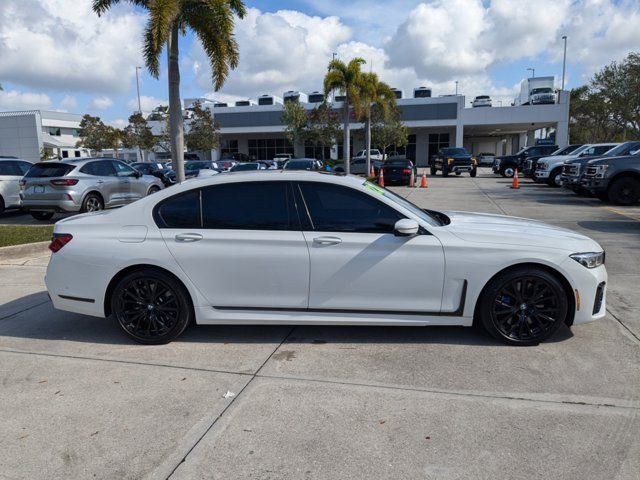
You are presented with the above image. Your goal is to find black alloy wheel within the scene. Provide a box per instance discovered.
[608,177,640,206]
[479,268,568,345]
[111,270,192,344]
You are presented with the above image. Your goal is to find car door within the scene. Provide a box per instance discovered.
[80,160,121,207]
[157,181,310,309]
[111,160,145,202]
[296,181,445,313]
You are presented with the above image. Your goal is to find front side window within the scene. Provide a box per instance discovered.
[298,182,403,233]
[202,182,294,230]
[112,161,136,177]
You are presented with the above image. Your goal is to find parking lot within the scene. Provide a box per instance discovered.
[1,169,639,479]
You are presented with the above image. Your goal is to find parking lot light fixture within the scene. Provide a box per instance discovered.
[561,36,567,90]
[527,67,535,78]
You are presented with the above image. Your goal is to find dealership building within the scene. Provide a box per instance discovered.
[171,88,570,166]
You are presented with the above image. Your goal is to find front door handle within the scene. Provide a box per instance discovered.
[175,233,203,242]
[313,236,342,246]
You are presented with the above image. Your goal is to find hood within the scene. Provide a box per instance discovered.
[588,154,639,166]
[443,211,601,252]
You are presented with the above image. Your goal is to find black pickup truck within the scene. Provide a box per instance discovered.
[430,147,477,177]
[493,144,558,178]
[562,141,640,195]
[581,152,640,205]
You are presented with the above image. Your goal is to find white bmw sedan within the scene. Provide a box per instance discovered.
[45,172,607,345]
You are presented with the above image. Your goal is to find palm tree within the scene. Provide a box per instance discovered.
[358,72,395,175]
[324,58,365,174]
[93,0,246,182]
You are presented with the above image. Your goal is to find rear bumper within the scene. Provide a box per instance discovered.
[20,199,81,213]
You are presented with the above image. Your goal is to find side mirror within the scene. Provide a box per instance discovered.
[394,218,419,237]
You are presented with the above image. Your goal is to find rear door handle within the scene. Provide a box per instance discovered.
[313,236,342,246]
[96,180,104,184]
[175,233,203,242]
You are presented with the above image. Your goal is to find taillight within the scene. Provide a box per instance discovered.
[48,233,73,253]
[50,179,79,186]
[402,168,411,174]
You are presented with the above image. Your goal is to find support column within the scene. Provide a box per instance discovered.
[455,122,464,147]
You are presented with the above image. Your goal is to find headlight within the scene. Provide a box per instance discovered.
[471,157,477,165]
[593,164,609,177]
[538,162,547,169]
[447,158,453,164]
[570,252,605,269]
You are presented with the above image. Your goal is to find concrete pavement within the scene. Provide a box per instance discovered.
[0,169,638,479]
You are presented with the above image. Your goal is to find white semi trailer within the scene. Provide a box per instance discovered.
[515,77,556,106]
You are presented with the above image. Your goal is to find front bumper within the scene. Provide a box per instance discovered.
[533,170,549,182]
[581,177,607,193]
[559,258,607,325]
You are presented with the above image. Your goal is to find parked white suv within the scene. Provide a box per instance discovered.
[472,95,492,107]
[534,143,618,186]
[354,149,384,161]
[0,158,32,215]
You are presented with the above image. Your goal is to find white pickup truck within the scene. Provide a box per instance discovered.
[534,143,618,186]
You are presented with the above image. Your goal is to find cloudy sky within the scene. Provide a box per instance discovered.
[0,0,638,127]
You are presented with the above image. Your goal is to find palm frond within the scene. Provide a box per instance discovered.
[142,0,179,78]
[93,0,149,16]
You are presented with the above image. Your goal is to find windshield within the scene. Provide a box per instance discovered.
[531,88,553,94]
[552,145,581,156]
[364,181,443,227]
[566,144,591,156]
[443,148,467,156]
[604,142,640,157]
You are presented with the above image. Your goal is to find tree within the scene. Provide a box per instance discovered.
[93,0,247,182]
[123,112,156,160]
[184,100,219,155]
[76,114,112,153]
[370,105,408,156]
[358,72,395,173]
[305,102,340,160]
[324,57,365,173]
[569,86,619,143]
[281,100,308,148]
[591,52,640,140]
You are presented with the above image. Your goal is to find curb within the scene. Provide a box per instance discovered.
[0,241,50,262]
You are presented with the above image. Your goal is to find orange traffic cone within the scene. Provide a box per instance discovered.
[409,168,415,188]
[420,171,428,188]
[378,168,385,187]
[370,165,375,177]
[510,168,520,189]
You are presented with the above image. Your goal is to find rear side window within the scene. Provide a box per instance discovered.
[16,161,32,175]
[202,182,295,230]
[155,190,201,228]
[81,161,116,176]
[25,162,75,178]
[298,182,403,233]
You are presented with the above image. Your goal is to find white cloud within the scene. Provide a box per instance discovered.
[90,96,113,110]
[108,118,128,129]
[127,95,167,114]
[59,95,78,110]
[189,8,351,97]
[0,0,145,94]
[0,89,52,110]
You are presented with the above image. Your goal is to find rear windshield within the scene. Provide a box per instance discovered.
[25,162,75,178]
[385,160,412,166]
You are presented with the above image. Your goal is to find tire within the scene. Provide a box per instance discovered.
[470,168,477,178]
[547,168,562,187]
[81,193,104,213]
[111,269,193,345]
[442,167,449,177]
[595,192,609,202]
[430,165,437,176]
[0,195,5,215]
[608,176,640,206]
[147,185,161,195]
[478,267,568,346]
[30,211,54,221]
[455,171,461,176]
[501,167,515,178]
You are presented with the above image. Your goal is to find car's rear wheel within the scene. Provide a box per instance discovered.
[111,269,192,344]
[478,267,568,345]
[147,185,161,195]
[30,211,54,221]
[608,176,640,206]
[81,193,104,213]
[0,195,5,215]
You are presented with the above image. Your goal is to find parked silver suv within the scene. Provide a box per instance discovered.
[20,158,164,220]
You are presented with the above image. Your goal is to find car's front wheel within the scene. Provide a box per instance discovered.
[548,168,562,187]
[608,176,640,205]
[111,269,192,344]
[430,165,437,175]
[501,167,515,178]
[478,267,568,345]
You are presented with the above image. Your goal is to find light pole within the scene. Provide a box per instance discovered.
[561,35,567,90]
[135,66,142,113]
[527,67,535,78]
[455,80,459,95]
